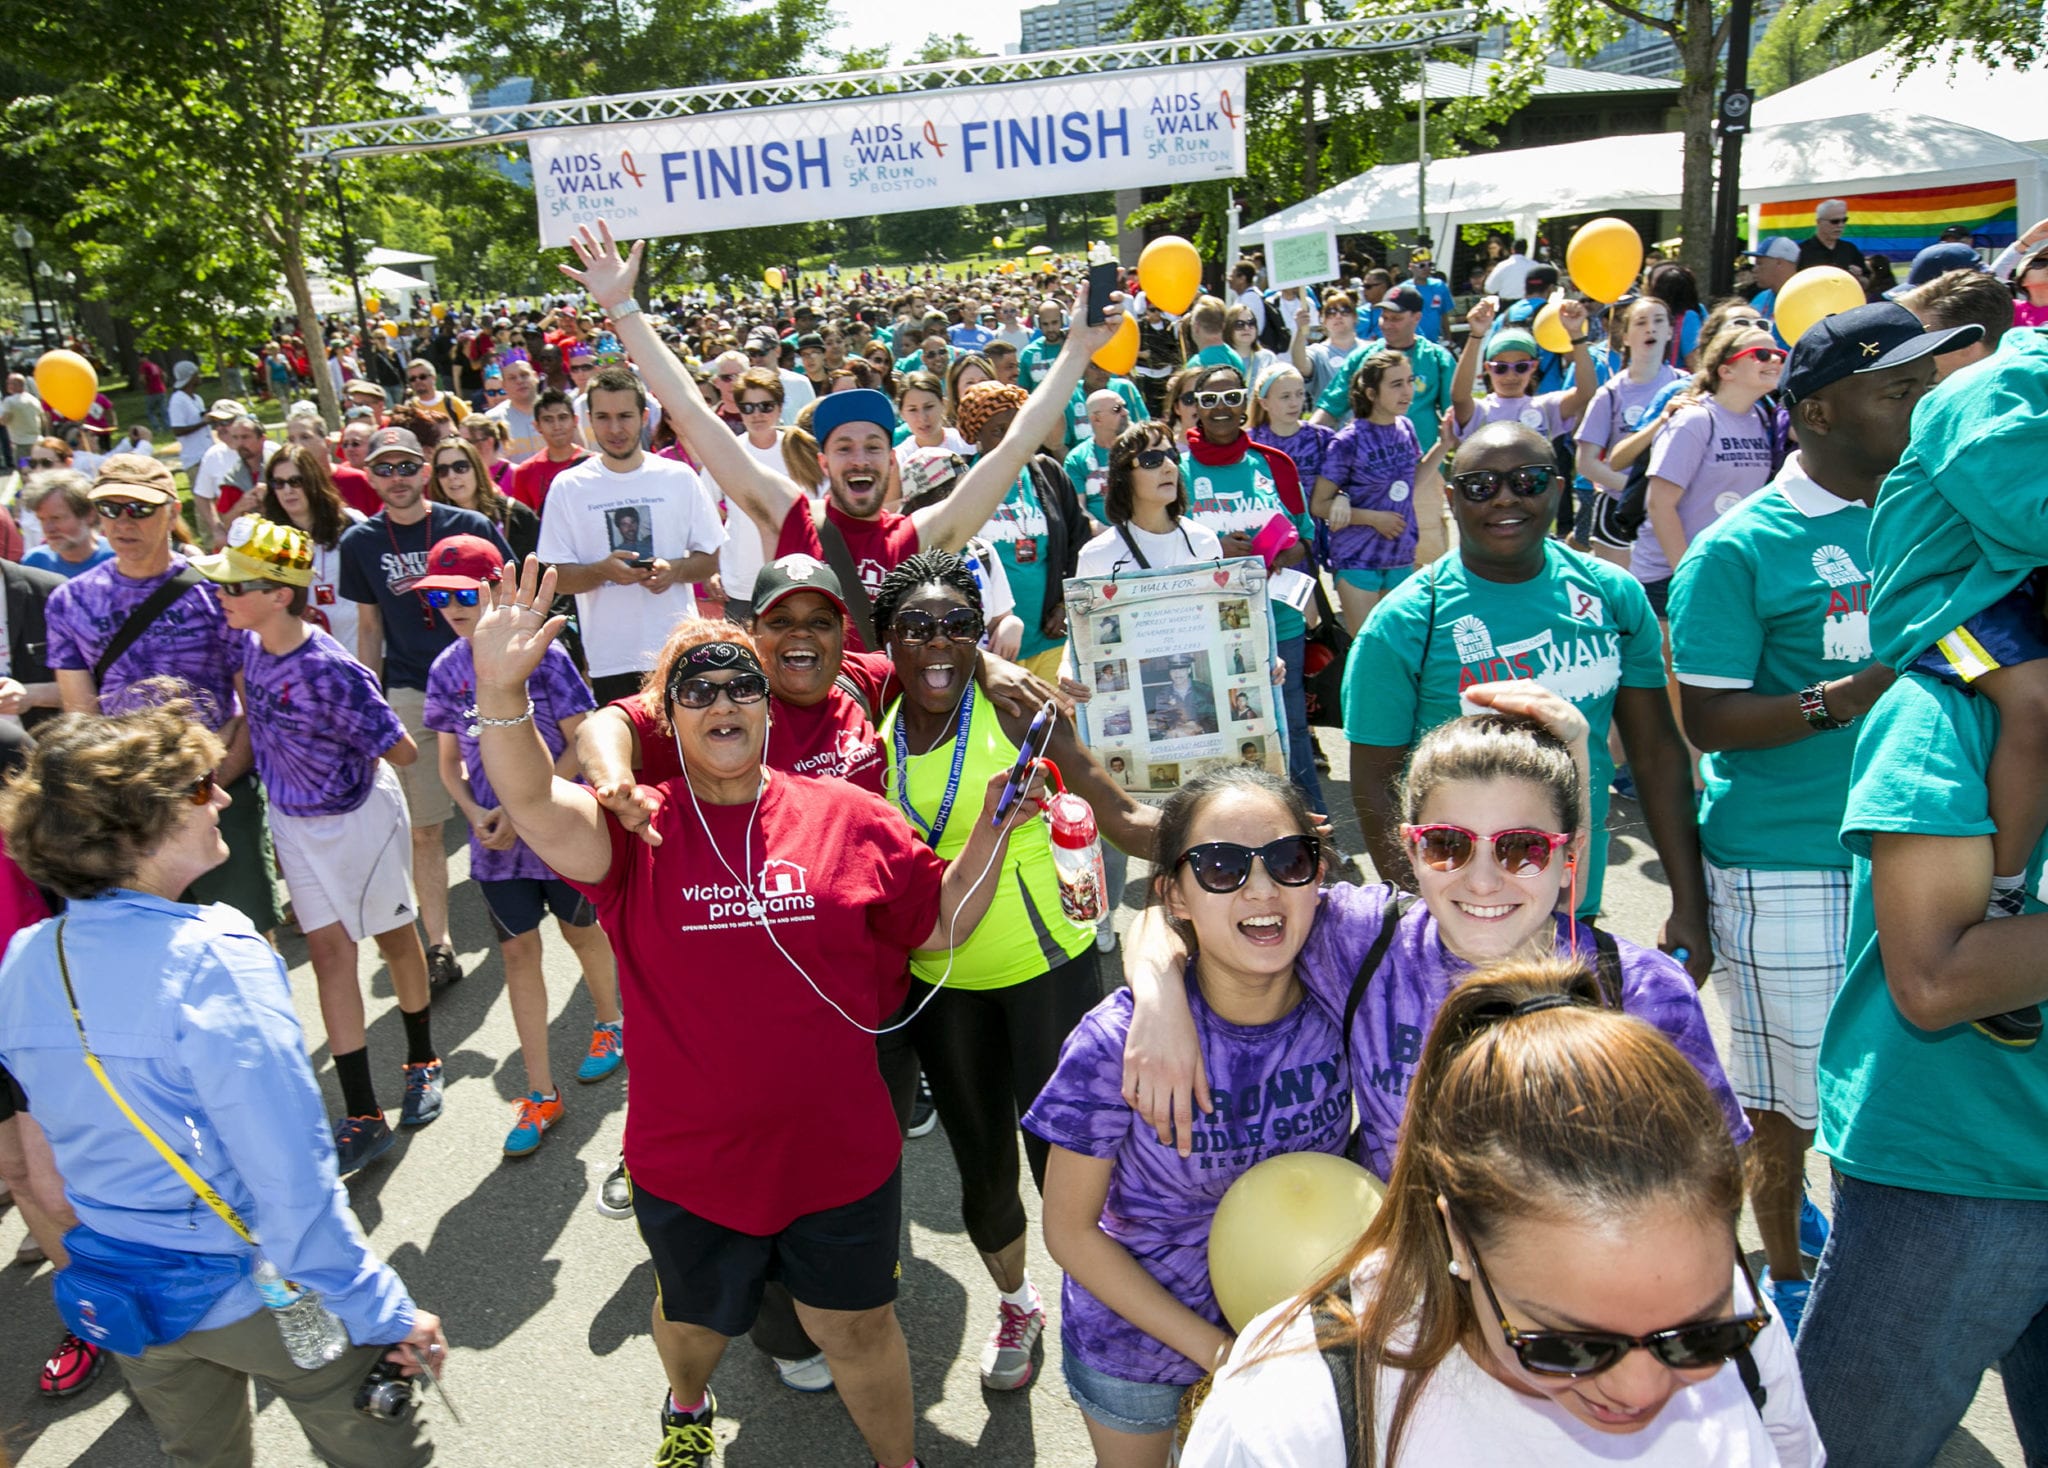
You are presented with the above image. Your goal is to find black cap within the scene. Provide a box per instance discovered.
[1380,284,1426,315]
[750,554,848,619]
[1782,301,1984,404]
[796,332,825,350]
[1525,264,1560,292]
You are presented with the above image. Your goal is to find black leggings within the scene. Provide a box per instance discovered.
[908,949,1103,1254]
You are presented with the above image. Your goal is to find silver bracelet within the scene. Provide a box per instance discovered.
[610,299,642,323]
[465,701,534,737]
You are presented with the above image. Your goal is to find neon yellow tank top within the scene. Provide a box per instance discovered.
[883,686,1095,988]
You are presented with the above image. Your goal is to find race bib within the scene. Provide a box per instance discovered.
[1388,479,1410,503]
[1623,405,1645,428]
[1713,490,1745,516]
[1519,407,1545,430]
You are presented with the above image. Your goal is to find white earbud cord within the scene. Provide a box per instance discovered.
[673,698,1057,1037]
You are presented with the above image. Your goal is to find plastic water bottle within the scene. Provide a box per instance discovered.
[252,1258,351,1370]
[1046,787,1107,925]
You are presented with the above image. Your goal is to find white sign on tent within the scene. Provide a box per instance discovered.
[528,66,1246,246]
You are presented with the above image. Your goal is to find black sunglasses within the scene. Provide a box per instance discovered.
[218,580,289,598]
[1462,1232,1769,1379]
[1452,464,1558,504]
[96,499,163,519]
[424,588,481,608]
[371,460,424,478]
[28,456,61,469]
[891,607,985,645]
[1135,446,1179,470]
[1175,835,1321,894]
[673,672,769,709]
[737,401,779,416]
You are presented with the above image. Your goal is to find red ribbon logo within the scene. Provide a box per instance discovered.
[1219,89,1240,130]
[922,120,948,157]
[621,149,646,187]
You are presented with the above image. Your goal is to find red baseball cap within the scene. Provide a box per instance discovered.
[413,535,509,591]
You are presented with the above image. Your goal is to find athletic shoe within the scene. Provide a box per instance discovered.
[1760,1268,1810,1340]
[40,1332,105,1398]
[332,1114,396,1175]
[1095,923,1117,953]
[1799,1195,1830,1259]
[595,1158,634,1219]
[907,1076,937,1140]
[398,1060,444,1127]
[577,1021,625,1084]
[773,1351,835,1392]
[1973,1006,2043,1048]
[503,1091,564,1157]
[654,1388,717,1467]
[426,944,463,988]
[1611,765,1639,802]
[16,1233,44,1265]
[979,1283,1045,1390]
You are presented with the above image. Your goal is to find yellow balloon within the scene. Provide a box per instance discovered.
[364,296,380,314]
[381,321,400,338]
[1091,310,1139,375]
[1773,266,1867,348]
[763,267,785,290]
[1564,217,1644,304]
[992,236,1006,250]
[34,349,97,422]
[1138,234,1202,316]
[1208,1152,1385,1332]
[430,302,447,319]
[1532,299,1574,355]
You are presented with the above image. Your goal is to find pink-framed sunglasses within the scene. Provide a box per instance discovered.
[1400,823,1573,876]
[1727,344,1787,367]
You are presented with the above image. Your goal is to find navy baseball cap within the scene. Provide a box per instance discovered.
[809,388,897,448]
[1888,241,1988,296]
[1781,301,1982,403]
[1380,284,1426,315]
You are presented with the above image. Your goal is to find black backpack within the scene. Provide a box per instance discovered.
[1613,400,1786,540]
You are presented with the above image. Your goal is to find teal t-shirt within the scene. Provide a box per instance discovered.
[1344,542,1667,913]
[979,469,1058,659]
[1818,671,2048,1200]
[1669,462,1875,870]
[1064,376,1150,449]
[1065,439,1112,524]
[1181,448,1314,642]
[1018,336,1065,390]
[1315,337,1456,454]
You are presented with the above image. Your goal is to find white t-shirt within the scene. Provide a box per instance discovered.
[1074,519,1224,579]
[535,453,726,678]
[699,470,764,602]
[1,391,45,447]
[1236,287,1268,336]
[307,509,368,655]
[191,440,276,504]
[777,369,815,425]
[487,400,543,462]
[168,391,209,468]
[893,429,973,473]
[1182,1262,1821,1468]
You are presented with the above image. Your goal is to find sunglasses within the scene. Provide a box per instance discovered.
[1486,359,1537,375]
[1463,1232,1769,1379]
[424,587,482,607]
[569,362,595,373]
[1450,465,1558,504]
[1191,389,1248,409]
[187,770,219,806]
[270,472,303,488]
[1135,446,1180,470]
[1728,345,1788,366]
[408,374,434,383]
[890,607,985,645]
[1175,835,1322,894]
[434,460,473,476]
[371,460,424,478]
[28,457,60,469]
[1403,822,1572,875]
[1820,216,1848,226]
[218,580,287,598]
[673,671,770,709]
[96,499,162,519]
[737,401,779,416]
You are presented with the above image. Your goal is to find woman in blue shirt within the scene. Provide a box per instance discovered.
[0,696,445,1466]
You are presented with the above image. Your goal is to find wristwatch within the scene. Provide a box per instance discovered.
[1798,680,1848,731]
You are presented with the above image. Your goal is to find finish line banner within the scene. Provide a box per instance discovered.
[529,65,1246,246]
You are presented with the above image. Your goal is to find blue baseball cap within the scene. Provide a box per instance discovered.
[1887,241,1988,297]
[1781,301,1982,403]
[809,388,897,448]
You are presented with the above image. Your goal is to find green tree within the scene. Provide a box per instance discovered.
[913,32,984,62]
[1750,0,1890,96]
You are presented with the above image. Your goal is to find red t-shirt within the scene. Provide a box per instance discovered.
[773,501,921,652]
[570,774,941,1230]
[507,448,589,512]
[619,649,893,792]
[331,464,382,518]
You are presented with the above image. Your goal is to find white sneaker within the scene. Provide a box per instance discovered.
[979,1284,1045,1390]
[1095,923,1117,953]
[773,1351,835,1393]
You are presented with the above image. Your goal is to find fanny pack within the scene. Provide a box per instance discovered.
[46,918,253,1356]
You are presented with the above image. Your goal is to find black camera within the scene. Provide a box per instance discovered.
[355,1357,416,1421]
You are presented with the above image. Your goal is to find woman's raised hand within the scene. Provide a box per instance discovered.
[557,220,646,312]
[470,556,569,696]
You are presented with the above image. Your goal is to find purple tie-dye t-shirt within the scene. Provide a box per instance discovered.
[422,638,596,882]
[45,563,241,727]
[1022,973,1352,1387]
[1297,882,1750,1180]
[239,627,407,818]
[1321,415,1424,571]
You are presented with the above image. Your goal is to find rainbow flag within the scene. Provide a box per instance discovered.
[1756,180,2018,259]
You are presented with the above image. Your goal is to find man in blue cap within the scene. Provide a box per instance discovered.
[558,220,1128,652]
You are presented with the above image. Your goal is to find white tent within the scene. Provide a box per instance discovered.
[1241,110,2048,249]
[1752,51,2047,155]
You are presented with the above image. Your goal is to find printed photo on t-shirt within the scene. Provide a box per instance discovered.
[607,505,655,557]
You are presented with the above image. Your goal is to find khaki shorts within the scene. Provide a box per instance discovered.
[384,685,454,828]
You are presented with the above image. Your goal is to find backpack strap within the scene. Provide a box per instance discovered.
[92,566,204,691]
[832,671,873,724]
[1312,1284,1366,1468]
[1592,923,1624,1008]
[1115,523,1151,572]
[1734,1342,1768,1413]
[1341,890,1414,1068]
[811,508,880,651]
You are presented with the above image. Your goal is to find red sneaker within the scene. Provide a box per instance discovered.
[41,1332,105,1398]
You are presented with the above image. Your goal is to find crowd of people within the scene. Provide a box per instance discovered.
[0,198,2042,1468]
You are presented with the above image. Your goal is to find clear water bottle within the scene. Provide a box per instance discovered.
[253,1258,351,1370]
[1045,778,1107,925]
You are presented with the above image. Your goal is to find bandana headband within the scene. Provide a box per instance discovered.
[666,642,766,708]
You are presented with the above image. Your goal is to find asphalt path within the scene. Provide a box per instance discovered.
[0,725,2024,1466]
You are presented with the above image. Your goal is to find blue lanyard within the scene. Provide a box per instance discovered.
[893,686,975,848]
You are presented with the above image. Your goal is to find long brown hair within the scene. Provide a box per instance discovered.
[426,435,510,528]
[260,445,350,549]
[1250,958,1742,1466]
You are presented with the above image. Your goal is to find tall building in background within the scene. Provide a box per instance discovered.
[1580,0,1785,77]
[1018,0,1278,52]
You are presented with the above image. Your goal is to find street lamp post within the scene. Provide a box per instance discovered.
[36,261,58,344]
[12,225,52,353]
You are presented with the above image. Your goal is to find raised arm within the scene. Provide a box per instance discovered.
[1450,297,1494,428]
[923,768,1045,949]
[1558,302,1597,424]
[559,222,802,539]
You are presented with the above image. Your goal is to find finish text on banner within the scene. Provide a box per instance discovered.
[530,65,1247,245]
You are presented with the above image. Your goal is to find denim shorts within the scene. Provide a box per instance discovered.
[1334,564,1414,593]
[1061,1347,1188,1436]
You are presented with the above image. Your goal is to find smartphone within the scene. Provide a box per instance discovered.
[631,557,655,570]
[1087,256,1119,327]
[992,702,1056,828]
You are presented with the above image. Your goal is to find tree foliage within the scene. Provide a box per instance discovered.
[1750,0,1890,96]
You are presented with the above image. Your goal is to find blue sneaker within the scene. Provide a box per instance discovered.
[1799,1195,1831,1258]
[503,1091,564,1156]
[577,1021,624,1084]
[333,1114,395,1175]
[1611,764,1638,802]
[1760,1267,1810,1339]
[399,1060,443,1127]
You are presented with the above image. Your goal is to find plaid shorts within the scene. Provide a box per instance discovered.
[1704,860,1852,1129]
